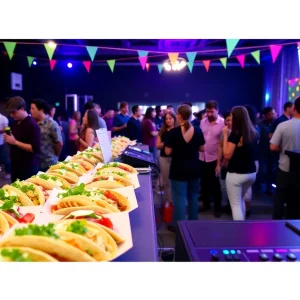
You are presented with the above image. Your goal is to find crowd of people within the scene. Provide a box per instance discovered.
[0,96,299,233]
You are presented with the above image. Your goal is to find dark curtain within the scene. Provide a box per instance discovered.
[263,45,300,114]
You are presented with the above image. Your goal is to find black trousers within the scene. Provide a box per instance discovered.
[200,160,222,211]
[273,169,300,220]
[11,164,39,183]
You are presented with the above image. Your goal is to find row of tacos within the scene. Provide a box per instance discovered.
[0,216,124,262]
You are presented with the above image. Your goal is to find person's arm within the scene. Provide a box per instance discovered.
[223,128,237,160]
[69,120,78,135]
[198,128,205,153]
[164,129,174,156]
[269,119,278,139]
[270,125,282,152]
[112,116,127,132]
[99,117,107,129]
[78,128,95,149]
[156,134,164,149]
[52,122,63,156]
[146,120,158,136]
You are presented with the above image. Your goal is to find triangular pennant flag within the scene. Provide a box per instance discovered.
[187,62,194,73]
[298,42,300,49]
[251,50,260,64]
[168,53,179,65]
[138,56,148,70]
[236,54,246,68]
[137,50,148,57]
[3,42,16,60]
[107,60,115,73]
[50,60,57,71]
[146,63,150,72]
[220,57,227,69]
[44,43,57,60]
[27,56,35,67]
[226,39,240,57]
[270,45,282,63]
[186,52,197,64]
[86,46,98,61]
[158,64,163,74]
[83,61,91,73]
[203,60,210,72]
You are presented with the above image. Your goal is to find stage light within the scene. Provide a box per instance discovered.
[265,93,270,103]
[67,63,72,68]
[162,57,187,72]
[55,102,60,107]
[33,61,37,65]
[47,41,56,48]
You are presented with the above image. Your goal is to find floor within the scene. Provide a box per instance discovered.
[152,181,274,260]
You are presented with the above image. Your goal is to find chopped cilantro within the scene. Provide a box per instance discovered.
[1,249,32,262]
[58,183,91,198]
[0,188,20,204]
[66,220,88,235]
[12,181,35,194]
[86,249,93,256]
[38,174,49,180]
[15,224,59,239]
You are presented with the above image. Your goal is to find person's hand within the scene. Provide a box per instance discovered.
[215,164,221,177]
[75,134,80,141]
[4,133,17,145]
[222,126,229,137]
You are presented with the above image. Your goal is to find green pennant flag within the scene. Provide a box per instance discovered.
[3,42,16,60]
[226,39,239,57]
[44,43,56,60]
[187,62,194,73]
[251,50,260,64]
[86,46,98,61]
[220,57,227,69]
[27,56,35,67]
[158,64,163,74]
[107,60,115,72]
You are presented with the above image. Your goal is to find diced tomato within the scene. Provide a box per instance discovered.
[51,205,58,212]
[87,217,113,230]
[6,211,21,220]
[19,213,35,223]
[119,166,131,173]
[104,190,118,203]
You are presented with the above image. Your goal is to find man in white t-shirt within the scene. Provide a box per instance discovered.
[0,113,11,179]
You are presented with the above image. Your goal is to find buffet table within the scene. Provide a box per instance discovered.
[114,163,158,261]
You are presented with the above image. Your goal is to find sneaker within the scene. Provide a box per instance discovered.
[3,174,11,180]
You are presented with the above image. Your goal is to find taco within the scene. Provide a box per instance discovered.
[0,247,58,262]
[68,158,94,172]
[86,173,132,189]
[0,186,34,206]
[0,223,106,262]
[72,151,100,165]
[54,219,119,259]
[10,180,45,205]
[0,200,35,236]
[51,183,129,215]
[26,173,71,191]
[48,162,86,176]
[46,167,79,184]
[84,147,103,161]
[97,162,137,174]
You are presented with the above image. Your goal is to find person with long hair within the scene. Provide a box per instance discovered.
[223,106,259,221]
[76,110,100,151]
[69,111,81,155]
[164,105,205,232]
[156,111,177,204]
[244,105,260,217]
[141,107,158,158]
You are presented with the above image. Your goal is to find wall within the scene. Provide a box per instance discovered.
[0,55,264,116]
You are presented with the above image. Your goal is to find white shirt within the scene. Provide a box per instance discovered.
[0,114,9,145]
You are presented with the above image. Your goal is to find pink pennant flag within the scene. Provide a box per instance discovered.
[50,60,57,70]
[236,54,245,68]
[146,63,150,72]
[138,56,148,70]
[298,42,300,49]
[83,61,91,73]
[270,45,282,63]
[203,60,210,72]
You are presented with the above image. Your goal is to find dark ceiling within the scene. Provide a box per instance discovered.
[1,39,298,65]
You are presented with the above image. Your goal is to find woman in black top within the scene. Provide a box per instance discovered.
[165,105,205,232]
[156,111,177,204]
[223,106,259,221]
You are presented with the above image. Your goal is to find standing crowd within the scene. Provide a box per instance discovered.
[0,96,300,232]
